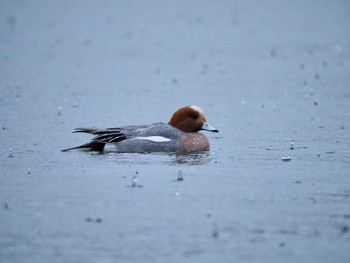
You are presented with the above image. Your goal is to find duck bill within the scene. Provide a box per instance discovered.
[200,122,219,133]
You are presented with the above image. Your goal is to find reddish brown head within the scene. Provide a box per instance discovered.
[168,105,218,133]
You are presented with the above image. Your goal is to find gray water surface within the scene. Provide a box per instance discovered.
[1,1,350,262]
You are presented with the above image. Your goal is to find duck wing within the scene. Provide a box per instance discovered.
[62,123,167,152]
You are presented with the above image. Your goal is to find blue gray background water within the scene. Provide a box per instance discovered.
[1,1,350,262]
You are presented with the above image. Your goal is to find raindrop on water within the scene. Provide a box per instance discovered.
[9,148,13,158]
[212,222,219,238]
[129,171,143,188]
[281,156,291,162]
[131,176,138,187]
[177,170,184,181]
[206,210,212,218]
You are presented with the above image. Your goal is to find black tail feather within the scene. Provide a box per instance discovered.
[61,141,105,152]
[63,127,127,152]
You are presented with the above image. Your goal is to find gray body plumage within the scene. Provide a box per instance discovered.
[62,123,187,153]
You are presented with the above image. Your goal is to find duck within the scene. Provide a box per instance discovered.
[62,105,218,154]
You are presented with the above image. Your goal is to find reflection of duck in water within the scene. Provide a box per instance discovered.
[62,105,218,154]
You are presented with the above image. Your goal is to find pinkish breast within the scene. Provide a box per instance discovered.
[179,133,210,153]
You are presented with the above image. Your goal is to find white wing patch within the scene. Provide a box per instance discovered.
[104,136,171,152]
[132,136,171,142]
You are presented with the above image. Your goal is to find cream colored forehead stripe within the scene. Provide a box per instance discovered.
[189,105,206,118]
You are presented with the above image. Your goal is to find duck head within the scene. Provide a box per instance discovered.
[169,105,219,133]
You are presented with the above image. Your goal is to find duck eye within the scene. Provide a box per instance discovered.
[190,112,199,119]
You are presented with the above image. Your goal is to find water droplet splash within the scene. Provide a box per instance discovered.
[128,171,143,188]
[212,222,219,238]
[281,156,291,162]
[131,176,138,187]
[9,148,13,158]
[177,170,184,181]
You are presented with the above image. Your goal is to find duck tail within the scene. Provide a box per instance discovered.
[61,141,105,152]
